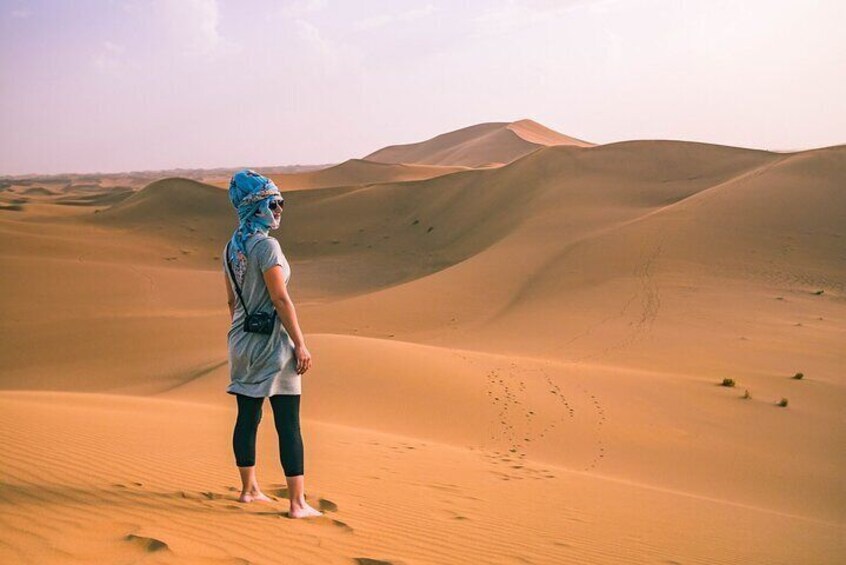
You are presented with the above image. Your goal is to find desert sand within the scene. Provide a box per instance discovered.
[1,119,844,564]
[364,119,593,167]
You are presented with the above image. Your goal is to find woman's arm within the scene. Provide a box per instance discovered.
[224,272,236,320]
[263,266,312,374]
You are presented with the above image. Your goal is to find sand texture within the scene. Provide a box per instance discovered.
[1,121,844,564]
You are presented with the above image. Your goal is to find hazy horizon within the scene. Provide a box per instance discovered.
[1,0,844,176]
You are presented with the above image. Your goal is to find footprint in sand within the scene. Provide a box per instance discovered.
[324,517,353,531]
[318,497,338,512]
[269,486,290,498]
[575,385,609,471]
[263,487,339,514]
[124,534,169,553]
[253,508,351,530]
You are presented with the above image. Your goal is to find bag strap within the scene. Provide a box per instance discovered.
[224,240,252,315]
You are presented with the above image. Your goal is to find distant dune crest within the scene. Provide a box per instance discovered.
[272,158,469,190]
[363,118,593,167]
[505,118,593,148]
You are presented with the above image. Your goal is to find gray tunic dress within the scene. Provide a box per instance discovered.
[223,234,301,397]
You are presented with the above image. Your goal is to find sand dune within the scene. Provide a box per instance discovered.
[271,159,470,190]
[20,186,56,196]
[1,127,844,564]
[54,187,135,206]
[284,139,785,312]
[0,165,330,194]
[1,387,841,564]
[364,118,593,167]
[95,177,227,225]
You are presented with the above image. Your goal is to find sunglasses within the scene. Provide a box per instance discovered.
[268,198,284,210]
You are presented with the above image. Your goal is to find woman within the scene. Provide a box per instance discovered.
[222,169,321,519]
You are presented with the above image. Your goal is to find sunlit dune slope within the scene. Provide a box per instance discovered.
[254,139,787,299]
[506,118,594,147]
[301,141,845,375]
[364,118,593,167]
[1,135,845,564]
[5,140,842,396]
[2,389,840,565]
[58,139,793,299]
[149,332,845,523]
[298,139,784,319]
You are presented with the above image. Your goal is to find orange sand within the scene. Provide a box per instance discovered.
[1,120,844,564]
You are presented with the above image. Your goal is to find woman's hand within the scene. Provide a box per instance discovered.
[295,343,312,375]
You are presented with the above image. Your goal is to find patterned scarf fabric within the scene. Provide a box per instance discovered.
[227,169,283,287]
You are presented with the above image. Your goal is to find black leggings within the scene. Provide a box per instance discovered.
[233,393,304,477]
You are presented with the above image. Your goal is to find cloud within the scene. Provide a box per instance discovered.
[194,0,221,51]
[155,0,231,57]
[473,0,620,35]
[291,17,365,77]
[279,0,327,19]
[92,40,125,72]
[353,4,437,32]
[295,18,341,71]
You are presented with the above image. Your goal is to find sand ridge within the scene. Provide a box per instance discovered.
[364,118,593,167]
[1,390,842,564]
[271,159,471,190]
[1,123,844,563]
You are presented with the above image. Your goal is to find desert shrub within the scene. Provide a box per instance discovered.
[792,372,804,380]
[721,378,736,387]
[742,389,751,399]
[777,398,789,407]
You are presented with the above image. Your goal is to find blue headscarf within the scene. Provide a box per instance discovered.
[227,169,283,287]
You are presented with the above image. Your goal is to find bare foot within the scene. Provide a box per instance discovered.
[238,490,273,503]
[288,501,324,519]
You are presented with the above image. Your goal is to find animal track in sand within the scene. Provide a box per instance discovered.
[460,354,573,478]
[578,385,608,472]
[387,441,425,452]
[482,359,609,474]
[543,237,667,364]
[483,366,537,456]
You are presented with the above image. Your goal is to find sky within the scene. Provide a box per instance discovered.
[0,0,844,175]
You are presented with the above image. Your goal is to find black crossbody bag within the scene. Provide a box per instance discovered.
[225,241,277,335]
